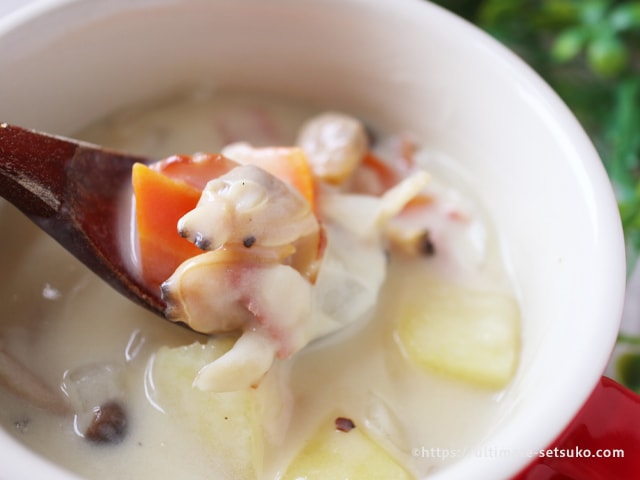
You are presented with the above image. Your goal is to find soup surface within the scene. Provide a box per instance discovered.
[0,90,519,479]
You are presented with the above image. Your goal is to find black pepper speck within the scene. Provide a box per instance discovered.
[243,235,256,248]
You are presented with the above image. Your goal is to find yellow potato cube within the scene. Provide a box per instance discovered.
[395,284,520,389]
[282,416,413,480]
[152,337,263,479]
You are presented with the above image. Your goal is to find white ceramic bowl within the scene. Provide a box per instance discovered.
[0,0,626,479]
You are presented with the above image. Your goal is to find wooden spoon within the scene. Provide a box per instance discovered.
[0,123,165,316]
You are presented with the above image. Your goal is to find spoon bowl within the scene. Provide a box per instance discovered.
[0,123,165,315]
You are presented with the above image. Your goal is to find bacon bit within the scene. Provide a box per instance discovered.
[213,118,238,146]
[399,137,417,169]
[350,151,407,196]
[361,152,398,192]
[402,193,435,213]
[251,106,282,143]
[152,153,190,169]
[335,416,356,432]
[149,153,238,191]
[448,209,469,222]
[310,226,328,282]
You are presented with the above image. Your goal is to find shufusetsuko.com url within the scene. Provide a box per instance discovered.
[411,445,625,461]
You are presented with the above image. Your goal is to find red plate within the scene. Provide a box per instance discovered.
[513,376,640,479]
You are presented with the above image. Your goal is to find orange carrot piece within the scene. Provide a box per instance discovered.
[402,193,435,212]
[132,163,203,289]
[235,147,315,206]
[361,151,399,192]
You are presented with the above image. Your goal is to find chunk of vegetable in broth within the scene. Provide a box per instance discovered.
[395,284,520,389]
[150,338,266,479]
[132,163,203,287]
[282,416,412,480]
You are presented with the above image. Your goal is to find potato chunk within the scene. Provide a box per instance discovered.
[151,338,263,479]
[395,284,520,389]
[282,417,412,480]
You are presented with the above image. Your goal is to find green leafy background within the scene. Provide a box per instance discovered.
[433,0,640,391]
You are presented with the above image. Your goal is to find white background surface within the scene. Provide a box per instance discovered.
[0,1,32,17]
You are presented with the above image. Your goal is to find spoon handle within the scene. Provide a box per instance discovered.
[0,123,76,217]
[0,123,165,315]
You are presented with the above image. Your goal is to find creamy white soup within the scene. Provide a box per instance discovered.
[0,90,520,479]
